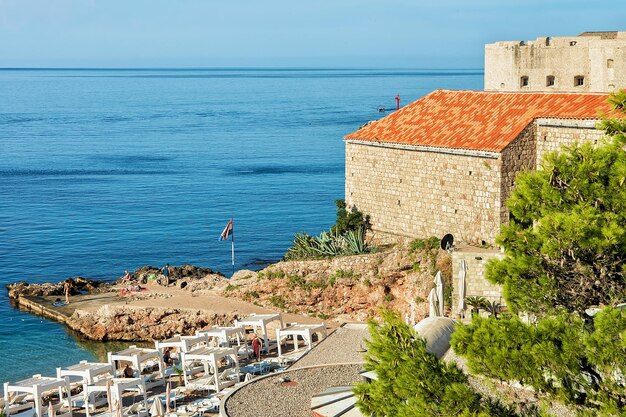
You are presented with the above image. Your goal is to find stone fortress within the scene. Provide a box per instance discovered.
[485,31,626,92]
[344,31,624,306]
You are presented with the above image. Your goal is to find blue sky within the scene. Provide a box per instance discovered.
[0,0,624,68]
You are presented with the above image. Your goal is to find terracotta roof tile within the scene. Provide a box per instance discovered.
[344,90,616,152]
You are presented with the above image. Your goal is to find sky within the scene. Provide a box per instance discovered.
[0,0,624,68]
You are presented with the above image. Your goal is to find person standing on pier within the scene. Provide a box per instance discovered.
[63,279,73,305]
[162,263,171,286]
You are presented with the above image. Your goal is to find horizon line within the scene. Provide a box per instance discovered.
[0,66,485,72]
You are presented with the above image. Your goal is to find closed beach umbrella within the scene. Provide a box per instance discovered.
[457,260,467,316]
[114,398,123,417]
[48,402,55,417]
[428,288,439,318]
[149,396,165,417]
[435,271,444,317]
[165,382,171,414]
[106,380,112,412]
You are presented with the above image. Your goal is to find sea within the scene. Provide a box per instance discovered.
[0,68,482,385]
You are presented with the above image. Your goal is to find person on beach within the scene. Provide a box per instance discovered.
[63,279,73,305]
[162,263,171,286]
[163,347,173,366]
[251,333,262,361]
[123,364,134,378]
[121,270,132,283]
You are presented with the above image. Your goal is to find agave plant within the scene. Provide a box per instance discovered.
[342,227,367,255]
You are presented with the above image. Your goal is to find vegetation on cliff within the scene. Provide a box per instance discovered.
[485,90,626,316]
[284,200,372,260]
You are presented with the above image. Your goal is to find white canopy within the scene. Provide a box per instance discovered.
[181,346,239,392]
[155,334,207,354]
[276,323,327,357]
[196,326,245,348]
[56,361,114,410]
[234,313,284,353]
[4,375,72,417]
[83,377,146,417]
[107,346,163,390]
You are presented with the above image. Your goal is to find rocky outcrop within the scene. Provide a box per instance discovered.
[224,242,452,322]
[68,305,240,341]
[130,264,224,285]
[7,277,108,299]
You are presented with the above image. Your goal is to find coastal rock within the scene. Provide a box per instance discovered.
[131,264,224,285]
[68,306,240,341]
[6,277,107,299]
[222,241,452,322]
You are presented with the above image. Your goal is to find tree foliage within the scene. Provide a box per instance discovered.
[354,309,519,417]
[452,307,626,414]
[487,90,626,315]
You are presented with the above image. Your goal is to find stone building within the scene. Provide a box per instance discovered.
[485,31,626,92]
[344,89,612,246]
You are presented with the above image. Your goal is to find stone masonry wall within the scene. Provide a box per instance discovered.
[535,118,606,166]
[500,124,537,223]
[345,141,502,245]
[451,248,504,315]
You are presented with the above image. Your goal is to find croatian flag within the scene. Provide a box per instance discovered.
[219,219,234,241]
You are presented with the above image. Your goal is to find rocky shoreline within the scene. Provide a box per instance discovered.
[6,242,451,342]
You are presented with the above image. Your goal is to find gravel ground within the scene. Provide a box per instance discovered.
[291,323,369,369]
[225,364,363,417]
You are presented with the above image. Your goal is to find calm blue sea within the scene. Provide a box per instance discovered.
[0,68,482,385]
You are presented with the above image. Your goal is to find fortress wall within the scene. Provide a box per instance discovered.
[500,124,537,223]
[451,248,505,315]
[535,118,606,167]
[485,34,626,92]
[345,141,502,245]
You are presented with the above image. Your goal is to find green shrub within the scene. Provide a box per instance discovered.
[354,309,517,416]
[270,295,286,309]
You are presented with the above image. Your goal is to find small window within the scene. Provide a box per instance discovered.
[546,37,552,46]
[607,59,614,69]
[609,84,616,90]
[520,76,529,87]
[574,76,585,87]
[570,41,577,46]
[546,75,555,87]
[500,82,505,89]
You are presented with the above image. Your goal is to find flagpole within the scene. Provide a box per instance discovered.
[231,219,235,275]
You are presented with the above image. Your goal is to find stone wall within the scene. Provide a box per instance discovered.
[345,141,502,245]
[500,124,537,223]
[535,118,606,166]
[451,248,504,315]
[485,32,626,92]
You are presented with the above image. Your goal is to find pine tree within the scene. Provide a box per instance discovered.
[354,309,513,417]
[487,90,626,316]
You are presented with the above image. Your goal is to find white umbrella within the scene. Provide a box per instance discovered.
[113,398,123,417]
[165,383,171,414]
[106,379,112,412]
[428,288,439,318]
[149,396,165,417]
[457,260,467,316]
[435,271,444,317]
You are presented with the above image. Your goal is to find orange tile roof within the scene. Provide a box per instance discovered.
[344,90,615,152]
